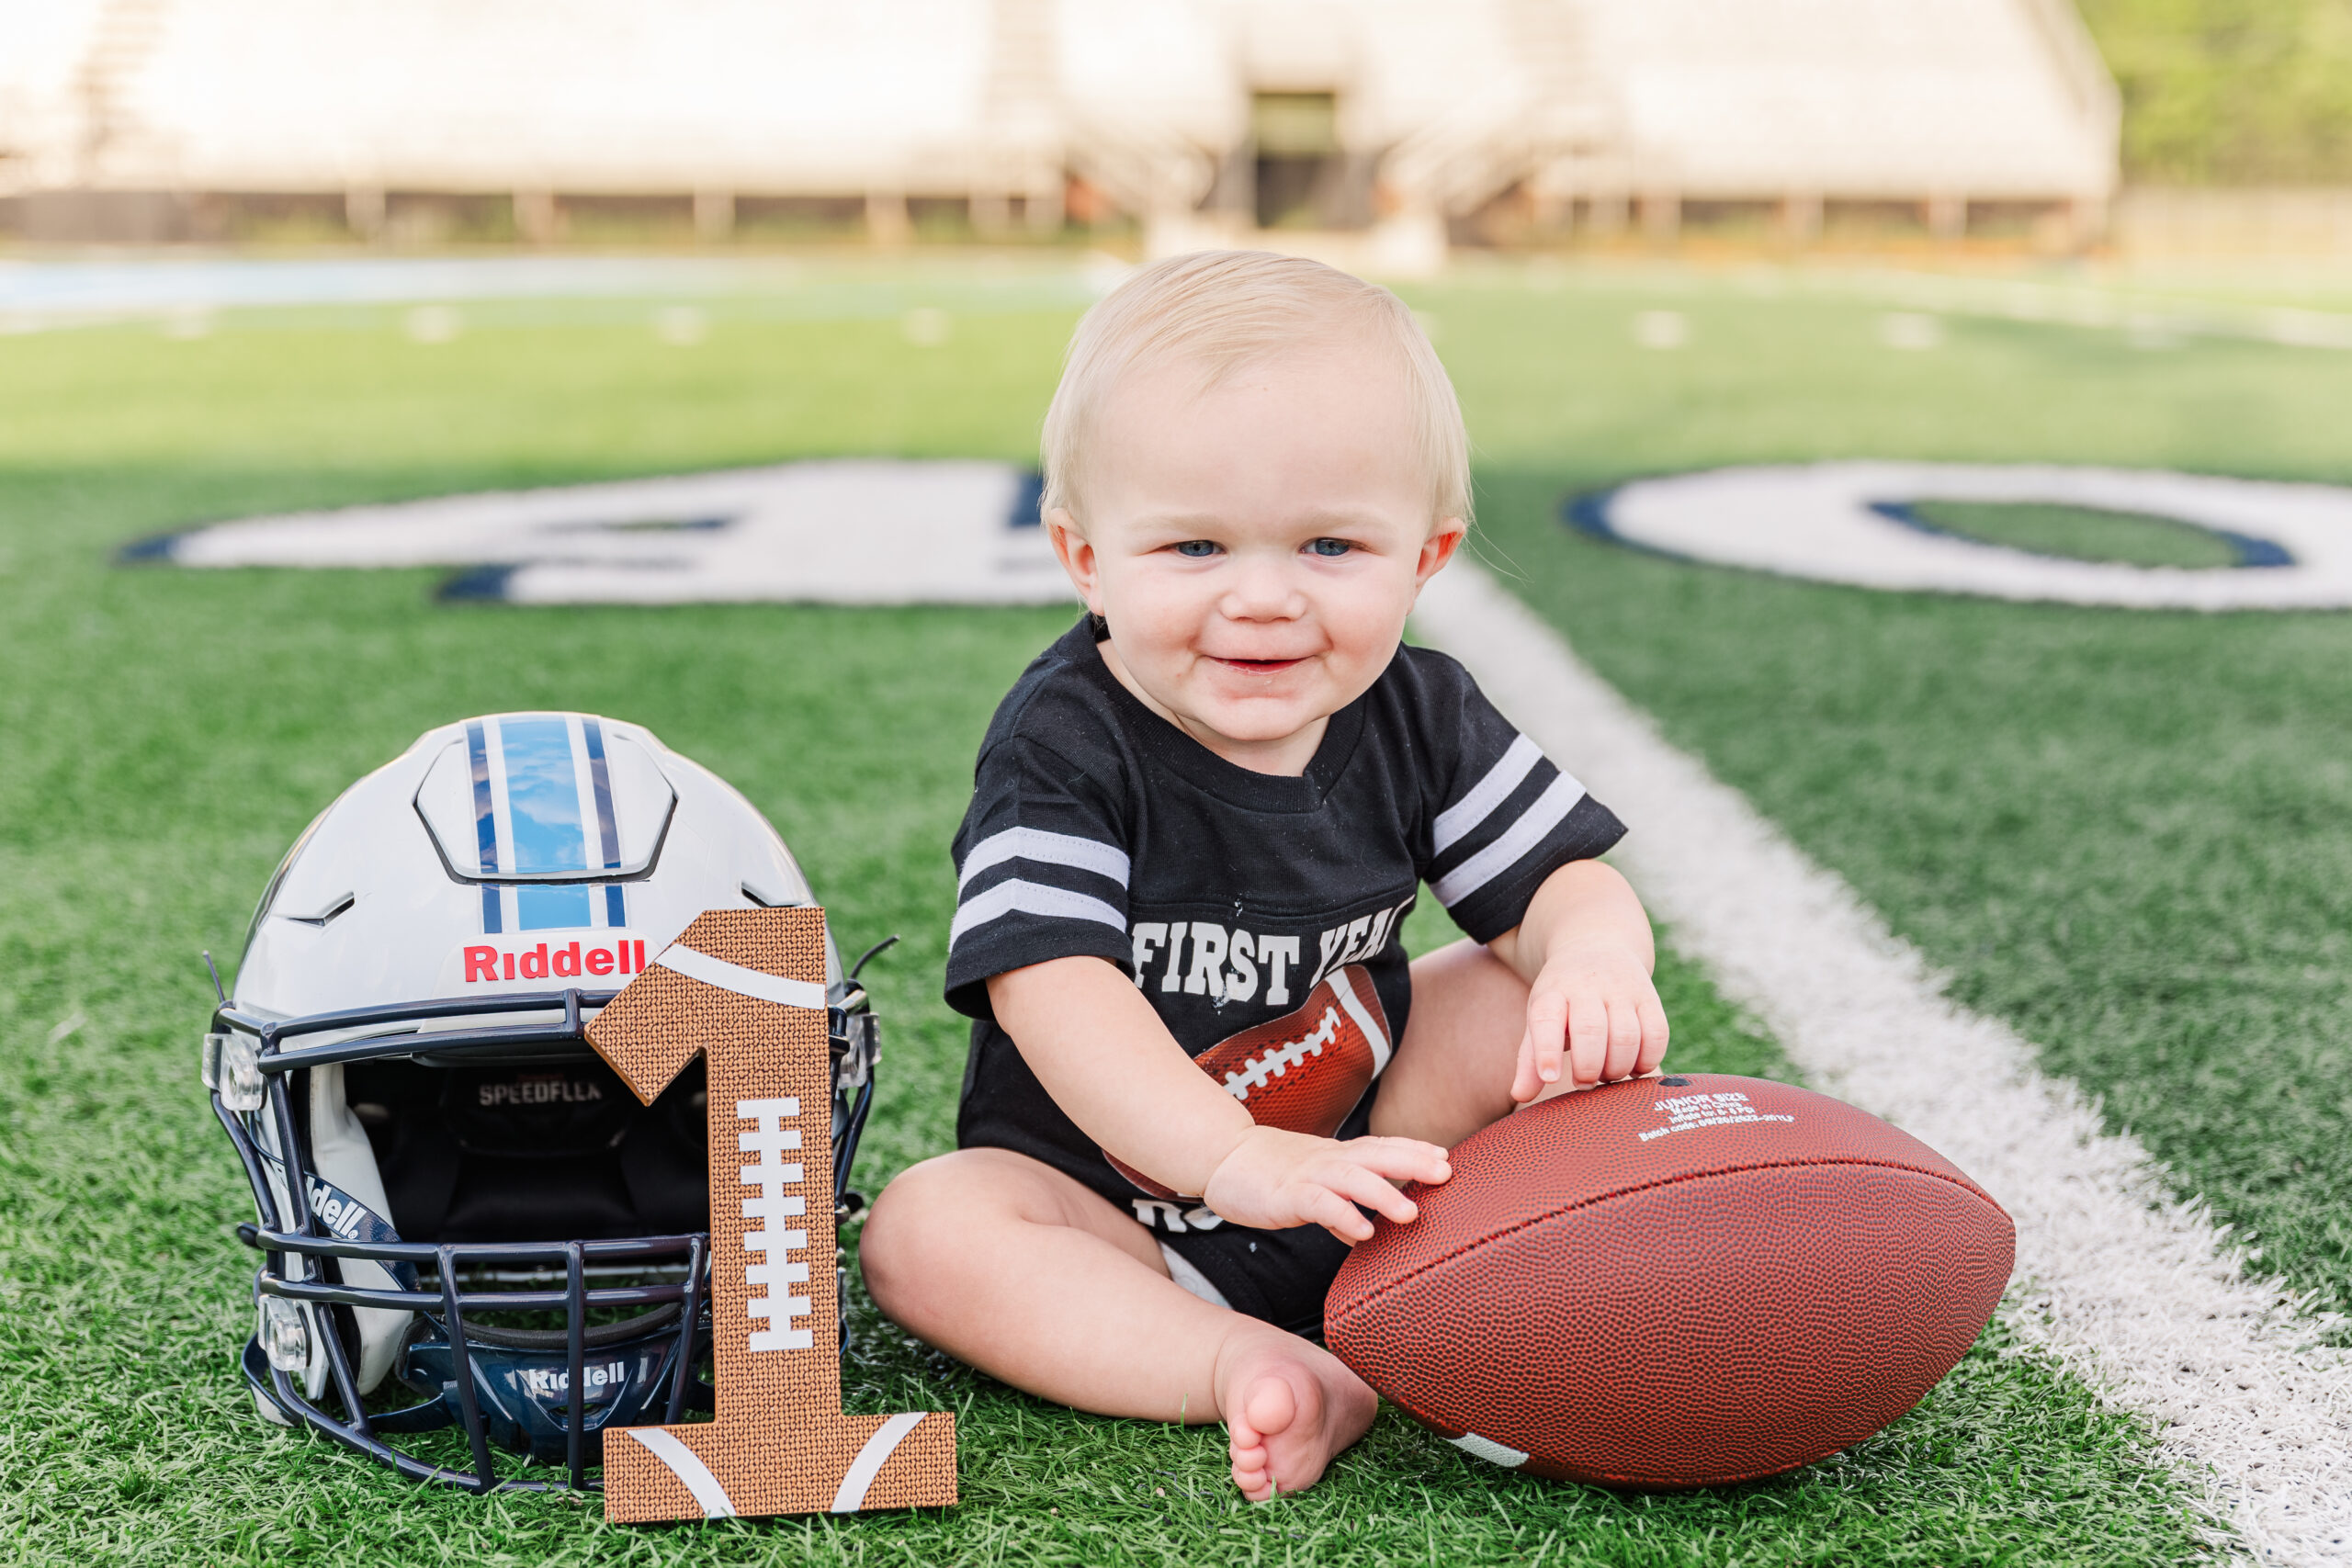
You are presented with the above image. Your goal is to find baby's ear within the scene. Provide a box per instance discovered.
[1045,508,1103,609]
[1417,517,1469,583]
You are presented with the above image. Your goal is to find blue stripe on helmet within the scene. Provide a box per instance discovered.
[495,716,589,874]
[582,718,622,869]
[582,717,628,929]
[495,715,597,931]
[518,885,593,931]
[465,720,502,934]
[466,720,499,872]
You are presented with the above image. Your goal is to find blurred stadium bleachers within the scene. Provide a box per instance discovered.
[0,0,2119,255]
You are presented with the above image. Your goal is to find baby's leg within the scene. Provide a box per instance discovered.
[860,1146,1375,1499]
[1370,937,1559,1149]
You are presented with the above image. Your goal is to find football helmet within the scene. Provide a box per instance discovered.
[202,712,886,1492]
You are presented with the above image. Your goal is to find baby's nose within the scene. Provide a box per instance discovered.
[1221,561,1306,618]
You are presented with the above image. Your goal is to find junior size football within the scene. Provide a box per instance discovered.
[1325,1073,2012,1490]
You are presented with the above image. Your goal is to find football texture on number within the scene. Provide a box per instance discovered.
[1325,1073,2013,1490]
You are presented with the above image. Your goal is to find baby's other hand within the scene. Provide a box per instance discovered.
[1201,1126,1451,1243]
[1515,937,1668,1102]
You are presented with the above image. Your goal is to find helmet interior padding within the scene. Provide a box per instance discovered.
[343,1053,710,1243]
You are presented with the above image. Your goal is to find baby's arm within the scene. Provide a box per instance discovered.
[988,957,1452,1241]
[1486,859,1669,1100]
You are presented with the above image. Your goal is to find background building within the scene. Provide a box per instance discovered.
[0,0,2119,255]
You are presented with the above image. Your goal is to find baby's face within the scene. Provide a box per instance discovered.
[1048,343,1463,774]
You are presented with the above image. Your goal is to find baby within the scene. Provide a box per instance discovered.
[862,251,1668,1501]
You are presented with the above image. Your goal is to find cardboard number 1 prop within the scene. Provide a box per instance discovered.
[584,907,956,1522]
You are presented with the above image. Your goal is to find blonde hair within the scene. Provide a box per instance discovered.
[1040,250,1471,529]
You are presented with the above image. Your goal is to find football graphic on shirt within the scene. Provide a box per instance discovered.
[1108,964,1394,1200]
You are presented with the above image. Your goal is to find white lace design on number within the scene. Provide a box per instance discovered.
[738,1097,813,1351]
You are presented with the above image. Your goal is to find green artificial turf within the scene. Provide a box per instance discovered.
[1406,269,2352,1329]
[0,267,2231,1564]
[1899,499,2244,570]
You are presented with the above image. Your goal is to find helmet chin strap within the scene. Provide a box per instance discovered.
[300,1172,416,1289]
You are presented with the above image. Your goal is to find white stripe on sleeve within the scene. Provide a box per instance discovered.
[949,878,1127,945]
[1431,734,1543,855]
[1430,772,1588,908]
[956,827,1131,892]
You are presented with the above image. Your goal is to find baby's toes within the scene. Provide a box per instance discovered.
[1229,1437,1272,1496]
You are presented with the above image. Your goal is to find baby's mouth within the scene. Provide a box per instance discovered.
[1211,656,1305,675]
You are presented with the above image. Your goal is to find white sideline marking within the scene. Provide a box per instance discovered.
[1844,267,2352,355]
[831,1412,926,1512]
[620,1427,736,1518]
[1416,562,2352,1567]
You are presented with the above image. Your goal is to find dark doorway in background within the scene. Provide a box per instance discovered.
[1253,92,1354,228]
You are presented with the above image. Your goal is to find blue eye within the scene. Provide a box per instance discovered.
[1174,540,1220,558]
[1306,538,1351,558]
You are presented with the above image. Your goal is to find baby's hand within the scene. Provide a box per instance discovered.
[1201,1126,1452,1243]
[1515,936,1669,1102]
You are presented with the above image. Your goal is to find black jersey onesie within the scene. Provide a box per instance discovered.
[944,615,1625,1337]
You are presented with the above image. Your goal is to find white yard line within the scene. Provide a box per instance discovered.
[1835,267,2352,353]
[1416,561,2352,1567]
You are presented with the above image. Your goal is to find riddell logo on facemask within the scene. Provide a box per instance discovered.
[451,936,649,987]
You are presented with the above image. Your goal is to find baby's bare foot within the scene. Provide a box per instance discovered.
[1216,1330,1376,1502]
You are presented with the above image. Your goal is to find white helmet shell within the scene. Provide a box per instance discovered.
[237,711,837,1021]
